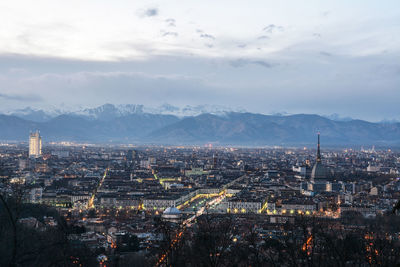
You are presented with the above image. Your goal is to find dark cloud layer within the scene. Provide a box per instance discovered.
[257,35,269,40]
[145,8,158,16]
[200,33,215,40]
[230,59,273,69]
[0,52,399,121]
[165,18,176,27]
[161,31,178,37]
[137,8,158,17]
[0,93,42,102]
[320,51,332,57]
[262,24,284,33]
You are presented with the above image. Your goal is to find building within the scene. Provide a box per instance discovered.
[143,198,178,211]
[226,190,267,213]
[51,150,69,158]
[227,199,263,214]
[126,149,136,162]
[281,200,316,213]
[29,131,42,158]
[311,133,327,182]
[212,153,218,169]
[302,134,332,194]
[18,159,28,170]
[292,165,307,177]
[266,170,279,179]
[161,207,182,223]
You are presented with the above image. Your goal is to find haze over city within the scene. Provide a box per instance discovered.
[0,0,399,121]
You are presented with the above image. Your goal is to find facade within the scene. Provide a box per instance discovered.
[143,198,178,211]
[29,187,43,203]
[339,204,376,217]
[99,195,140,209]
[227,200,262,213]
[281,201,316,213]
[29,131,42,158]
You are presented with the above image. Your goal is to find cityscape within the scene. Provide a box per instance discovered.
[1,1,400,267]
[1,132,400,266]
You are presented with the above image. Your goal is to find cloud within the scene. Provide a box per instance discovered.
[196,30,215,41]
[262,24,284,33]
[161,31,178,37]
[200,33,215,40]
[0,51,399,121]
[313,33,322,38]
[8,68,28,75]
[319,51,332,57]
[204,43,214,48]
[257,35,269,40]
[322,11,330,17]
[252,60,273,68]
[145,8,158,17]
[230,59,274,69]
[165,18,176,27]
[138,8,158,17]
[11,70,228,109]
[0,93,42,102]
[237,44,247,48]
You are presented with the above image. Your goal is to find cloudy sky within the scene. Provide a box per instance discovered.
[0,0,399,121]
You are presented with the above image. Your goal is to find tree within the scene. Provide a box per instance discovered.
[188,214,236,267]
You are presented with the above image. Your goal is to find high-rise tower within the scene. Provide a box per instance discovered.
[29,131,42,158]
[212,153,218,169]
[316,132,321,162]
[311,133,327,181]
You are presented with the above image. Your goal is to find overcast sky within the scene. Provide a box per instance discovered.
[0,0,399,121]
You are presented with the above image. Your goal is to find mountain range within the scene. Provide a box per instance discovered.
[5,104,246,122]
[1,104,399,146]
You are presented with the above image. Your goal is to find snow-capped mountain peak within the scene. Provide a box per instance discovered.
[3,103,247,121]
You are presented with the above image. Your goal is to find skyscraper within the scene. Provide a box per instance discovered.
[29,131,42,158]
[127,149,136,162]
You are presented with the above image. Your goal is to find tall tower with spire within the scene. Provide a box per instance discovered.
[316,132,321,162]
[311,132,327,182]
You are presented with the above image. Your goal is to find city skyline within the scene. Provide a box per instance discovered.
[0,1,399,121]
[1,137,399,266]
[2,2,400,266]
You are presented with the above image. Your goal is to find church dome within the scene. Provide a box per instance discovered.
[163,207,181,215]
[162,207,182,223]
[311,162,327,180]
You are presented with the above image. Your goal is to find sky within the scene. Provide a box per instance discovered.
[0,0,399,121]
